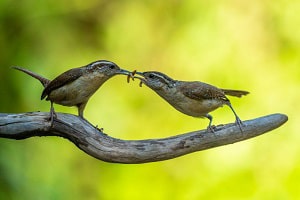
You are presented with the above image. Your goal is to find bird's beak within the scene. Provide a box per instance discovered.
[128,71,144,81]
[115,69,139,83]
[126,70,146,87]
[134,71,144,76]
[117,69,131,75]
[117,69,145,87]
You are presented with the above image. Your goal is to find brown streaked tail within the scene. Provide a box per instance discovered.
[222,89,249,98]
[12,66,50,88]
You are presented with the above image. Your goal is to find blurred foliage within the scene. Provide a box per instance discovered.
[0,0,299,199]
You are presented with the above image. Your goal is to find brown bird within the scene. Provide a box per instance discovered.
[13,60,131,125]
[133,71,249,131]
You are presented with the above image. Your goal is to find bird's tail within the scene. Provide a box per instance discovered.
[12,66,50,88]
[222,89,249,97]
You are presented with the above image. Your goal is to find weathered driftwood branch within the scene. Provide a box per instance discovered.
[0,112,287,163]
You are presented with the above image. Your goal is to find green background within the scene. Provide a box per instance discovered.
[0,0,299,199]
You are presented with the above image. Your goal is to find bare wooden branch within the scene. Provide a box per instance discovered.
[0,112,287,163]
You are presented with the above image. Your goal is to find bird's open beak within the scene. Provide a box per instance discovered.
[134,71,144,76]
[131,71,145,79]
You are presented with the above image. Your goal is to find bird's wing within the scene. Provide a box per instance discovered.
[41,67,84,100]
[221,89,249,97]
[180,81,228,101]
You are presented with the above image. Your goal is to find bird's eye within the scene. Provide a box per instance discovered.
[149,74,155,79]
[109,65,115,69]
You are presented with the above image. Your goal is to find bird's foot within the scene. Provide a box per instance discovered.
[48,111,57,128]
[207,125,217,133]
[235,117,245,133]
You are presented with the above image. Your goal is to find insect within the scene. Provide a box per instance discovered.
[127,70,137,83]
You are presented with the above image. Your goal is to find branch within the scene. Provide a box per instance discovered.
[0,112,288,163]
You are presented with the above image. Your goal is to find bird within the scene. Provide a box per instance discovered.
[132,71,249,131]
[13,60,132,125]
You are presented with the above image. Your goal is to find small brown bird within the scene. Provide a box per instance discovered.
[133,71,249,131]
[13,60,131,124]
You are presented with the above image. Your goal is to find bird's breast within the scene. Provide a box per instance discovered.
[156,89,225,117]
[172,98,224,117]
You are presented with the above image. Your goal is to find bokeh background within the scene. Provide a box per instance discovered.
[0,0,299,199]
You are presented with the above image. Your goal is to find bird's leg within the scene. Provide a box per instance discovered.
[49,101,57,127]
[227,102,244,132]
[205,114,215,133]
[77,102,87,119]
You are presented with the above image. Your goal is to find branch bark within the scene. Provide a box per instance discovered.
[0,112,287,163]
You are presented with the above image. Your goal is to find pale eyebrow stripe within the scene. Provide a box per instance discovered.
[90,61,113,67]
